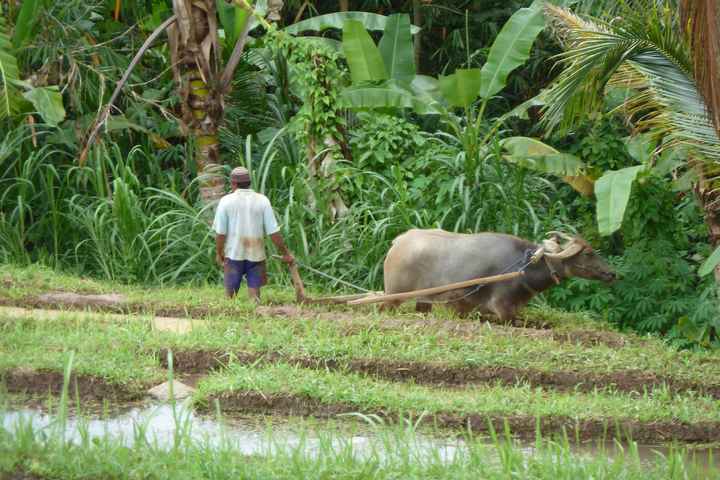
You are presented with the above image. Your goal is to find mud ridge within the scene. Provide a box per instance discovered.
[204,390,720,443]
[164,350,720,399]
[0,295,633,350]
[2,369,147,402]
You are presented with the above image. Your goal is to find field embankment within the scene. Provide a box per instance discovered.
[2,265,720,444]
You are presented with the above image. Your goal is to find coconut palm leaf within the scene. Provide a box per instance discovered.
[542,3,720,163]
[680,0,720,137]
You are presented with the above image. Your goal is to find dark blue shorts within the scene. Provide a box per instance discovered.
[224,259,265,294]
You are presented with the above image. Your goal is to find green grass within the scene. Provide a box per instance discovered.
[157,315,720,384]
[1,263,604,330]
[3,307,720,390]
[0,263,294,314]
[196,362,720,424]
[2,265,720,447]
[3,295,720,391]
[0,316,164,387]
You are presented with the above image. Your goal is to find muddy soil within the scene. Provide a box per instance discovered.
[3,470,44,480]
[36,292,128,308]
[2,369,147,402]
[205,390,720,443]
[334,316,631,348]
[163,350,720,399]
[4,367,719,443]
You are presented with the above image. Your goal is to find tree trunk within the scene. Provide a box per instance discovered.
[339,0,349,12]
[268,0,283,22]
[168,0,224,203]
[696,164,720,283]
[413,0,422,73]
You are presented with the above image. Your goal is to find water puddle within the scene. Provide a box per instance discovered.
[1,403,464,460]
[2,403,718,469]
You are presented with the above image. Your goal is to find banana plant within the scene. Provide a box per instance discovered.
[0,2,66,126]
[339,2,576,184]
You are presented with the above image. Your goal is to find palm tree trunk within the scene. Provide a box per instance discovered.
[169,0,224,203]
[413,0,422,72]
[696,165,720,283]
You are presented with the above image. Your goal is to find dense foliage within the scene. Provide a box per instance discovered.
[0,0,718,346]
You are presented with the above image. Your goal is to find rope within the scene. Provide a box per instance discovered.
[419,248,537,305]
[272,255,371,293]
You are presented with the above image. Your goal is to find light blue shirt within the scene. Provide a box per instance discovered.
[213,189,280,261]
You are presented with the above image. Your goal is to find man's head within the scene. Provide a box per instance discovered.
[231,166,251,189]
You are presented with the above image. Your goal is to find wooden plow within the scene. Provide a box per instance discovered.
[283,261,524,307]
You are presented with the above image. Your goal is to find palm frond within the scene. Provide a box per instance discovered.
[542,3,720,162]
[681,0,720,136]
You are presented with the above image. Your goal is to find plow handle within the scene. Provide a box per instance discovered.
[288,262,306,303]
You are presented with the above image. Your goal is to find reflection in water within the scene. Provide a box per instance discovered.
[1,403,464,460]
[1,403,718,470]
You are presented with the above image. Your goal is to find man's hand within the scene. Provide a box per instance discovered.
[216,253,225,267]
[270,232,294,265]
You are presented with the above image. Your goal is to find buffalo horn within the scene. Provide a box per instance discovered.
[546,230,575,242]
[544,240,584,259]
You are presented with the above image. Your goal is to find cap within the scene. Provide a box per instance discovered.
[230,166,251,184]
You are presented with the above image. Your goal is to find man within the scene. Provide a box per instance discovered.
[213,166,294,302]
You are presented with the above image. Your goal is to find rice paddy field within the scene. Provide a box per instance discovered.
[1,264,719,478]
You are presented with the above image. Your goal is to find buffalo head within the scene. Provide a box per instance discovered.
[542,232,616,283]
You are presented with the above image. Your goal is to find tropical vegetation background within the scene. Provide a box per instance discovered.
[1,0,719,346]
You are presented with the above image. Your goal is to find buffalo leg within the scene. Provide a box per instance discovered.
[415,302,432,314]
[450,300,475,318]
[380,300,402,313]
[489,297,518,323]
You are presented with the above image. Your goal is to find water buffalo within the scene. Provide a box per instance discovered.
[382,229,615,320]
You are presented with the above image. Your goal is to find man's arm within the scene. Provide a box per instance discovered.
[216,234,226,266]
[263,198,294,264]
[270,232,294,264]
[213,200,228,267]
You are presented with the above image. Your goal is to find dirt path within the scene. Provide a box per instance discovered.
[0,305,201,334]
